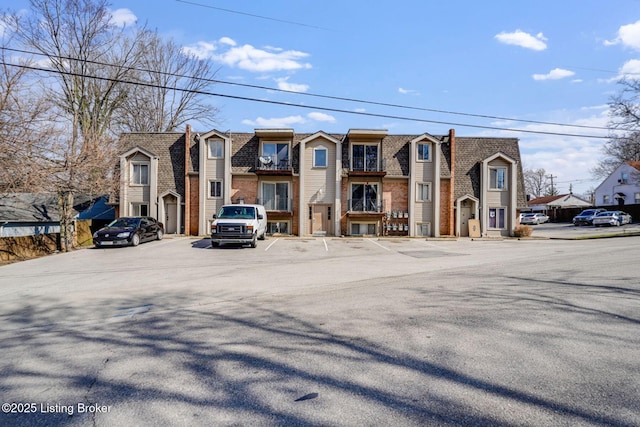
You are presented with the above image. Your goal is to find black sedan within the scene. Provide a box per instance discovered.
[93,217,164,247]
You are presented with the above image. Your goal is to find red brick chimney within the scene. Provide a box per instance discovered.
[449,128,456,235]
[184,124,191,235]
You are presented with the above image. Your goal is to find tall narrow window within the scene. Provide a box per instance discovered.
[208,139,224,158]
[131,163,149,185]
[416,183,431,202]
[417,143,430,161]
[209,180,222,198]
[490,168,506,190]
[488,208,506,229]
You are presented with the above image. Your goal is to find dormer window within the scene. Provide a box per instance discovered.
[208,139,224,158]
[490,167,506,190]
[417,143,431,161]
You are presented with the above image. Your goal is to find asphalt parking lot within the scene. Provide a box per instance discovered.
[1,232,639,426]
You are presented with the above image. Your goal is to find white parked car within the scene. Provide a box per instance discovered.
[593,211,632,227]
[520,213,549,225]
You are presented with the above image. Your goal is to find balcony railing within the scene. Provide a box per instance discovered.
[350,157,386,172]
[255,156,292,172]
[348,198,384,213]
[257,197,293,212]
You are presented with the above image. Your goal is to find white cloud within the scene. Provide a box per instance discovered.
[276,77,309,93]
[242,115,306,127]
[181,41,217,59]
[307,112,335,123]
[617,59,640,80]
[398,87,418,95]
[242,112,336,127]
[109,8,137,27]
[185,37,312,72]
[495,30,548,51]
[532,68,576,81]
[604,20,640,50]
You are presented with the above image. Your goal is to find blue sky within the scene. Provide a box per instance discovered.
[7,1,640,195]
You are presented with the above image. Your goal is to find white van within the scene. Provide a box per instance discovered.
[210,204,267,248]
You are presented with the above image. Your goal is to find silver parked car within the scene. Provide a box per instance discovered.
[572,208,606,226]
[592,211,632,227]
[520,213,549,225]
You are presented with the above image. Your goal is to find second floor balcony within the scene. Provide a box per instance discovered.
[348,157,386,177]
[255,156,293,175]
[348,198,384,213]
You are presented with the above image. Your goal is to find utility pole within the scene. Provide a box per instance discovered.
[547,174,557,195]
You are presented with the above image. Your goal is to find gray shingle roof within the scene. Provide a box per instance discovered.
[119,133,187,197]
[454,137,527,208]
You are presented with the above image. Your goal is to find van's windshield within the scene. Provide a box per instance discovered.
[217,206,256,219]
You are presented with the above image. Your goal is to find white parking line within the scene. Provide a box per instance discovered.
[265,238,280,251]
[322,238,328,252]
[366,238,391,251]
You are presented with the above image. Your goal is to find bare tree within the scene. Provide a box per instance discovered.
[6,0,148,251]
[523,167,548,198]
[595,78,640,180]
[116,32,220,132]
[0,30,56,196]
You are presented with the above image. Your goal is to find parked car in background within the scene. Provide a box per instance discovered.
[573,208,606,226]
[520,213,549,225]
[593,211,632,227]
[93,217,164,247]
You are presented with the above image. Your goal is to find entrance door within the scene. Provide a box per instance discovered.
[311,205,330,235]
[165,201,177,234]
[460,206,471,237]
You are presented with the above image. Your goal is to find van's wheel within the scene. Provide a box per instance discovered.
[258,232,266,240]
[250,238,257,248]
[131,233,140,246]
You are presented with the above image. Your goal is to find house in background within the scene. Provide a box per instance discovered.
[594,161,640,207]
[526,194,592,222]
[0,193,114,238]
[117,126,527,238]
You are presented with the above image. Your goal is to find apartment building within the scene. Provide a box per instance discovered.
[117,127,526,238]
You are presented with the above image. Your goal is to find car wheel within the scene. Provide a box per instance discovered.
[211,241,219,248]
[156,230,163,240]
[615,220,621,227]
[131,233,140,246]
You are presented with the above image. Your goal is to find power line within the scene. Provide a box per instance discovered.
[3,46,614,133]
[1,60,614,139]
[174,0,333,31]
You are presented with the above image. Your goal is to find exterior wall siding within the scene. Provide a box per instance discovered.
[304,139,336,203]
